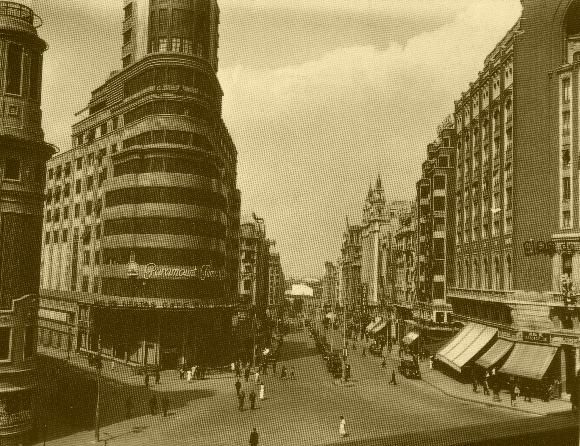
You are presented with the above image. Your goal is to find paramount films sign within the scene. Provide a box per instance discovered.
[127,260,225,281]
[523,239,580,256]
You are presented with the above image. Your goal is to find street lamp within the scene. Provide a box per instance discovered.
[93,333,103,443]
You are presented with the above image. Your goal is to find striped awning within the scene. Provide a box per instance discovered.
[436,323,497,372]
[372,321,387,334]
[498,343,558,381]
[365,318,382,332]
[475,339,514,370]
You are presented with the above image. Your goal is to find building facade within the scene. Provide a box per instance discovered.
[0,2,54,444]
[39,0,240,369]
[267,249,284,323]
[443,0,580,398]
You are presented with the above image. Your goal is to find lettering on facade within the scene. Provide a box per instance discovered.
[522,331,551,343]
[523,239,579,256]
[551,335,580,347]
[126,260,225,281]
[92,298,207,309]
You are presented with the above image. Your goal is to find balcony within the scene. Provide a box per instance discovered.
[0,2,35,25]
[0,410,32,428]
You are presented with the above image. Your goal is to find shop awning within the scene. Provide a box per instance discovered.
[325,312,336,320]
[498,343,558,381]
[475,339,514,370]
[372,321,387,334]
[436,323,497,372]
[365,319,381,332]
[402,331,419,345]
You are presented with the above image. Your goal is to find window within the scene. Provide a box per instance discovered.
[123,29,132,46]
[75,179,82,194]
[111,143,118,154]
[100,122,107,137]
[439,156,449,168]
[45,210,51,223]
[433,197,446,211]
[29,52,41,100]
[244,279,252,291]
[47,168,54,180]
[87,153,94,166]
[563,177,571,200]
[64,162,71,177]
[23,326,34,359]
[563,148,571,167]
[122,54,132,68]
[62,229,68,242]
[112,117,118,131]
[45,232,50,244]
[433,176,446,190]
[563,253,573,278]
[563,110,571,135]
[4,158,20,180]
[159,8,168,33]
[55,165,62,180]
[0,328,11,360]
[506,187,513,210]
[74,203,80,218]
[563,210,571,228]
[81,276,89,292]
[95,250,100,265]
[53,231,58,243]
[93,280,99,294]
[86,176,94,191]
[63,206,69,220]
[563,78,571,104]
[76,157,83,170]
[124,2,133,19]
[84,251,90,265]
[6,44,23,95]
[96,224,101,239]
[158,38,168,52]
[86,200,93,216]
[53,208,60,222]
[435,312,445,323]
[171,37,181,52]
[64,183,70,198]
[54,186,61,203]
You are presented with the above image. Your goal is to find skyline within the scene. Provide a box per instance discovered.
[33,0,521,278]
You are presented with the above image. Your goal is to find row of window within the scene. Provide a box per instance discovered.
[124,99,214,126]
[45,224,102,245]
[104,217,226,238]
[123,130,213,151]
[45,199,103,224]
[103,247,225,268]
[456,255,513,290]
[114,156,220,179]
[105,186,227,211]
[46,171,107,203]
[74,120,119,147]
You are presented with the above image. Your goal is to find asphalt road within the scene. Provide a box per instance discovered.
[37,329,579,446]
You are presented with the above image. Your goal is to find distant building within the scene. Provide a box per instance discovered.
[340,223,362,321]
[239,216,270,314]
[267,249,284,321]
[322,261,338,310]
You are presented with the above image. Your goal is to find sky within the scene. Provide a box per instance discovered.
[30,0,522,279]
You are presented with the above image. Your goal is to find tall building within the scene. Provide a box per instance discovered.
[267,249,284,322]
[340,223,362,323]
[393,206,417,332]
[39,0,240,369]
[321,261,338,310]
[438,1,580,398]
[416,121,457,323]
[0,2,54,443]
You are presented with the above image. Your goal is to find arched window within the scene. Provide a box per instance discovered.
[506,255,512,290]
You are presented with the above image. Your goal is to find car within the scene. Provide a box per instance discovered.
[327,353,342,378]
[369,343,383,357]
[398,359,421,379]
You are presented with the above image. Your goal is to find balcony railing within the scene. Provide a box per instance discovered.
[0,2,34,25]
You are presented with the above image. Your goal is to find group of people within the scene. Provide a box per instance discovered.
[144,369,161,388]
[179,364,207,382]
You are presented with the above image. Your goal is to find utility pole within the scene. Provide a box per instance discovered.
[95,333,102,443]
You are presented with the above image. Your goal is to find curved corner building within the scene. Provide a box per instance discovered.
[39,0,240,370]
[0,2,54,444]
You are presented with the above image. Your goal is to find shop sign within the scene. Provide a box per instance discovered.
[523,239,579,256]
[522,331,551,344]
[127,260,225,281]
[93,298,211,309]
[551,335,580,347]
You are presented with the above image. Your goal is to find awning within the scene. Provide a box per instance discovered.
[475,339,513,370]
[325,312,336,320]
[436,323,497,372]
[365,318,381,332]
[498,343,558,381]
[402,331,419,345]
[372,321,387,334]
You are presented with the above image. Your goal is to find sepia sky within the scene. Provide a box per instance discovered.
[32,0,522,279]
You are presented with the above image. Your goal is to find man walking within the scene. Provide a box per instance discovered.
[244,367,250,382]
[339,415,347,438]
[249,427,259,446]
[272,359,277,375]
[235,378,242,396]
[390,370,397,385]
[249,389,257,410]
[144,373,150,388]
[161,396,169,417]
[155,369,161,385]
[238,390,246,411]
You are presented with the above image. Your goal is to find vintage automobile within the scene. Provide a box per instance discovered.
[398,359,421,379]
[369,342,383,357]
[327,352,343,378]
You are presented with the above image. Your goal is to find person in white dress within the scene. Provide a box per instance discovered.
[186,370,192,382]
[339,416,347,437]
[254,370,260,384]
[259,382,265,400]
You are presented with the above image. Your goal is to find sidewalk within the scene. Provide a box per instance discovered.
[414,351,572,416]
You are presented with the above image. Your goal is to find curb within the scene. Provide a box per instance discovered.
[420,374,567,416]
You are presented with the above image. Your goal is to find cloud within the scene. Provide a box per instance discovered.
[218,0,521,276]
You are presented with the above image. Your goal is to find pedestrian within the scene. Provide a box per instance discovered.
[259,381,265,400]
[249,427,259,446]
[191,365,198,380]
[290,367,296,379]
[161,396,169,417]
[510,385,518,407]
[390,370,397,385]
[272,359,277,375]
[387,342,392,354]
[238,390,246,411]
[245,367,250,382]
[263,361,268,375]
[144,373,150,388]
[280,366,287,379]
[381,358,387,368]
[149,396,158,415]
[155,369,161,385]
[236,362,241,378]
[362,346,366,357]
[231,361,236,376]
[339,415,347,437]
[249,389,256,410]
[429,356,433,370]
[186,369,192,382]
[254,370,260,384]
[472,378,478,393]
[235,378,242,396]
[523,384,532,402]
[125,396,133,419]
[482,378,489,396]
[179,365,185,380]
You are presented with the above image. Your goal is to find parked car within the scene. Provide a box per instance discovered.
[327,353,343,378]
[398,359,421,379]
[369,343,383,357]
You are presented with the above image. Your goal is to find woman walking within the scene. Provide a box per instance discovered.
[339,416,347,438]
[259,381,265,400]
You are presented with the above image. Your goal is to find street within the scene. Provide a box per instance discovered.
[34,328,579,446]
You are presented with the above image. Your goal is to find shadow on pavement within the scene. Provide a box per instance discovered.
[33,354,216,444]
[278,339,318,361]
